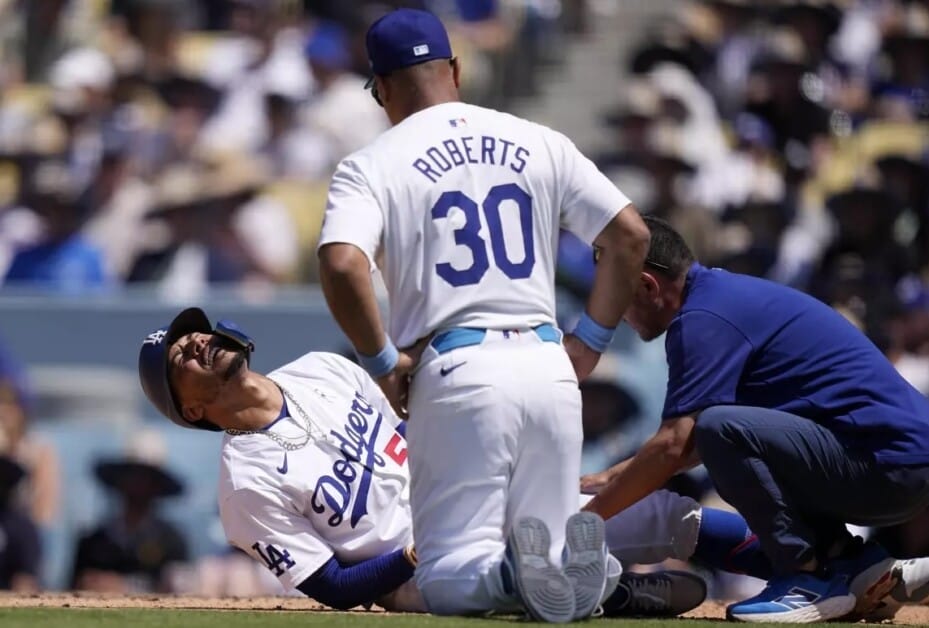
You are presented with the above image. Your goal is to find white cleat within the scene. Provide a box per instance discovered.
[563,511,609,620]
[504,517,575,623]
[862,557,929,621]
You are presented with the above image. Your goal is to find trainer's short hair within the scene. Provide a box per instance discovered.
[642,215,695,279]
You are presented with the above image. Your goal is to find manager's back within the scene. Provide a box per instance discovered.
[320,100,626,347]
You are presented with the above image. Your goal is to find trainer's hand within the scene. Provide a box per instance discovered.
[564,333,602,382]
[580,470,613,494]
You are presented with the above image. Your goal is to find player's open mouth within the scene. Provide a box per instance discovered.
[199,343,222,369]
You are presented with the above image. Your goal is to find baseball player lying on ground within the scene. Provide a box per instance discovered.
[138,308,793,615]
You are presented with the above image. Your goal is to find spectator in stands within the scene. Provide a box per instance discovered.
[199,0,312,154]
[0,455,41,592]
[302,20,387,166]
[71,430,188,593]
[579,356,644,475]
[80,124,155,281]
[203,152,299,284]
[0,339,59,528]
[4,161,109,293]
[148,73,223,176]
[259,69,330,180]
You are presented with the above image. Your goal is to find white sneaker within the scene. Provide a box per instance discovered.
[563,511,609,620]
[862,557,929,621]
[601,554,623,604]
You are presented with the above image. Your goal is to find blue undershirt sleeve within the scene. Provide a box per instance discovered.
[296,548,414,610]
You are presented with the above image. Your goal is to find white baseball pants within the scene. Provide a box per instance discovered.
[406,328,582,615]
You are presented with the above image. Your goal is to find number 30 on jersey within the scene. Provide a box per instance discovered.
[432,183,534,287]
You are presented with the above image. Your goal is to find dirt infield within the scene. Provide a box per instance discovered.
[0,594,928,623]
[684,601,929,625]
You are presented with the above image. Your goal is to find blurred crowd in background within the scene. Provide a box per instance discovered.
[0,0,576,297]
[0,0,929,603]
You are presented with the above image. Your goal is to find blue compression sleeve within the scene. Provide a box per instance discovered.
[296,549,414,610]
[692,507,773,580]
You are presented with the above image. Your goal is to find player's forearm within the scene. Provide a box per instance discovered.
[319,243,389,355]
[586,205,649,327]
[297,549,415,610]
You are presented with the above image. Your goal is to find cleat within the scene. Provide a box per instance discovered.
[861,556,929,622]
[505,517,575,623]
[563,511,609,620]
[602,570,707,617]
[830,540,899,616]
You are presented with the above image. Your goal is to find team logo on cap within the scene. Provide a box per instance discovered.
[413,44,430,56]
[144,330,167,346]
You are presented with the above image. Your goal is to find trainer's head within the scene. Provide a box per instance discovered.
[364,8,460,125]
[138,308,255,431]
[622,215,695,342]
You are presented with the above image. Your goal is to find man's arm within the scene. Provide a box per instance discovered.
[587,205,650,331]
[318,243,387,356]
[297,548,416,610]
[565,205,649,381]
[318,243,415,415]
[582,414,698,519]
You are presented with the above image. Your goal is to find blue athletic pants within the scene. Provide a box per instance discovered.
[693,405,929,574]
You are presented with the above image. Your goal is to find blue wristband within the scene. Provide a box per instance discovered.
[572,312,615,353]
[357,340,399,378]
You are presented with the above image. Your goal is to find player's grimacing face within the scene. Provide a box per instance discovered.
[167,332,247,407]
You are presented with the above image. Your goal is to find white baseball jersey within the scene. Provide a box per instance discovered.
[218,352,413,591]
[318,101,631,347]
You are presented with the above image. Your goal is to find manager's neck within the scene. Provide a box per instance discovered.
[387,90,459,126]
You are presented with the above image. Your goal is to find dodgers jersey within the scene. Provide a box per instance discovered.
[318,101,631,347]
[218,352,412,590]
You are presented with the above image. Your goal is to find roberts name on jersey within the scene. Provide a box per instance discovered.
[412,134,531,183]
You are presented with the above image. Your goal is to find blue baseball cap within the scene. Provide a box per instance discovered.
[138,307,219,431]
[365,9,453,77]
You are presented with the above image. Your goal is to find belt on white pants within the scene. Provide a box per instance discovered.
[429,324,562,355]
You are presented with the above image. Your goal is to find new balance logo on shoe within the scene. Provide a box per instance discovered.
[778,589,821,609]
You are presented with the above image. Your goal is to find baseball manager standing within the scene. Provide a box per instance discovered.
[317,8,648,623]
